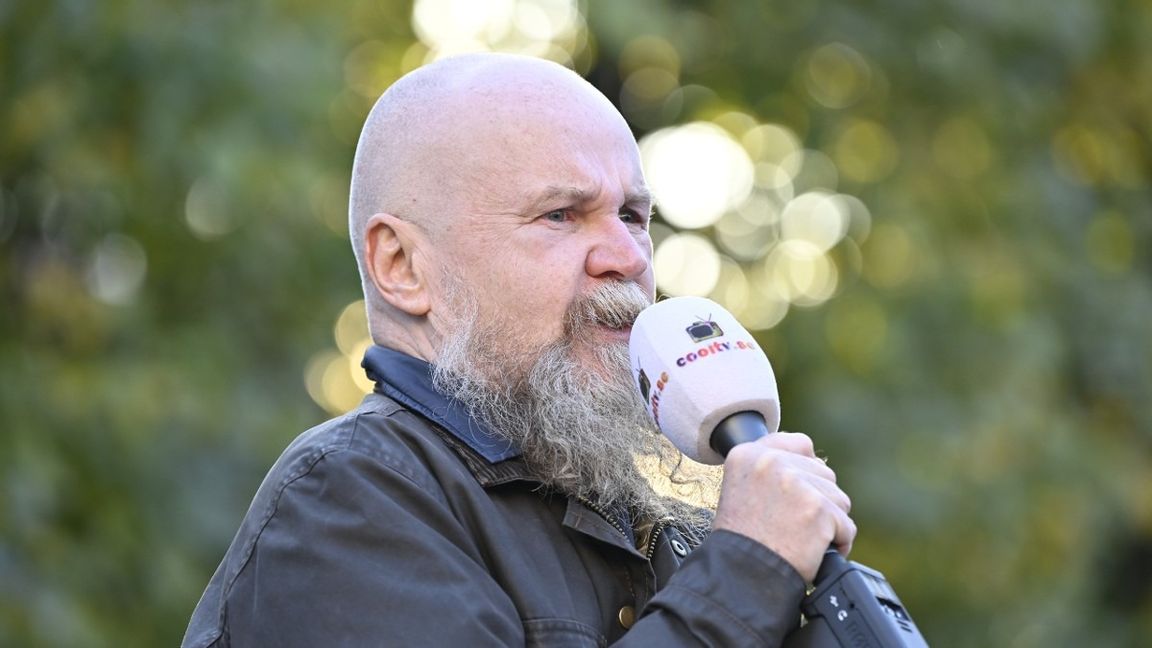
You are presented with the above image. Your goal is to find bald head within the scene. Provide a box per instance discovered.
[350,53,628,252]
[348,53,649,356]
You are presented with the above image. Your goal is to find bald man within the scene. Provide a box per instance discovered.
[183,53,854,647]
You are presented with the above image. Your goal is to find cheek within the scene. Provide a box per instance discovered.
[475,262,573,324]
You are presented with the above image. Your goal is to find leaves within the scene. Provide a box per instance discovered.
[2,1,1149,645]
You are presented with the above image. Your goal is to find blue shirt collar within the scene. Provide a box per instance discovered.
[361,345,521,463]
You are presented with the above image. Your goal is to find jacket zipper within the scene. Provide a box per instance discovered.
[576,496,631,539]
[577,496,675,561]
[644,520,668,561]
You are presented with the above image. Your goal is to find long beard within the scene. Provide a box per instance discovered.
[431,281,717,527]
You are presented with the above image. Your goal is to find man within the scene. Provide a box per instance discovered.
[184,53,855,646]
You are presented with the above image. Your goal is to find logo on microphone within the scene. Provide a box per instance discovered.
[675,314,760,367]
[686,318,723,343]
[636,367,671,425]
[637,369,651,401]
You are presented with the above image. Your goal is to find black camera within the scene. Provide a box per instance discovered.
[784,551,929,647]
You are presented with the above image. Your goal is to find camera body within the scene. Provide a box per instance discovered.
[784,551,929,648]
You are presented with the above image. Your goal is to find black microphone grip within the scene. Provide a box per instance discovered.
[710,411,773,457]
[708,412,930,647]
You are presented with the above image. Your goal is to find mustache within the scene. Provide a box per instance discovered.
[564,281,652,335]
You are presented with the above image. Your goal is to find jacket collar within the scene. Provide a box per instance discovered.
[361,345,522,463]
[360,346,641,555]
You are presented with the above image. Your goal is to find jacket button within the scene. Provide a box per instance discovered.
[617,605,635,629]
[670,538,688,556]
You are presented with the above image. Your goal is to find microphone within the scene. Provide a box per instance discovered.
[628,296,930,648]
[627,295,780,465]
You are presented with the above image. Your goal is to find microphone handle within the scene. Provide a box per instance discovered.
[710,411,773,456]
[708,412,929,647]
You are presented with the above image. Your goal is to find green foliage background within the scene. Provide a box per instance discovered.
[2,1,1149,645]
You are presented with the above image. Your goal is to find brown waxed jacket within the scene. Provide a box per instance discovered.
[182,348,806,647]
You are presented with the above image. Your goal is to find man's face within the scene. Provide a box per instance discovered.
[426,83,656,378]
[360,59,718,518]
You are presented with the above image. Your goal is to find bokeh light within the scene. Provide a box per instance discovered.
[832,118,900,184]
[762,240,839,307]
[753,162,797,202]
[708,256,751,314]
[86,234,147,306]
[633,102,869,326]
[618,35,681,126]
[410,0,585,63]
[740,288,790,331]
[619,35,681,78]
[838,192,873,243]
[714,192,782,262]
[346,338,376,394]
[932,116,994,180]
[785,148,839,193]
[802,42,873,109]
[305,350,363,415]
[640,122,755,229]
[1051,121,1144,188]
[744,123,804,200]
[334,300,370,355]
[620,67,681,125]
[622,68,679,104]
[307,300,375,415]
[412,0,516,51]
[654,232,722,296]
[712,111,760,140]
[184,178,237,240]
[743,123,803,168]
[780,191,849,252]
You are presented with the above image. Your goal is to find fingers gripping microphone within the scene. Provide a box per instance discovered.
[629,297,929,648]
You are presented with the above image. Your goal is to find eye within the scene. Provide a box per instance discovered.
[542,209,570,223]
[619,208,649,227]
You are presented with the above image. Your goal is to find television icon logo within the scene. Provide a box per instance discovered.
[686,319,723,343]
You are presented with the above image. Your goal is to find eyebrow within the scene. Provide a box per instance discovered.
[523,185,655,213]
[627,186,656,210]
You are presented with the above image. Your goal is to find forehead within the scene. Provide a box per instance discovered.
[465,104,648,211]
[400,60,649,217]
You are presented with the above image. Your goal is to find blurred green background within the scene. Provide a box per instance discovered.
[2,0,1150,645]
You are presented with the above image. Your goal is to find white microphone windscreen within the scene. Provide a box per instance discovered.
[629,296,780,464]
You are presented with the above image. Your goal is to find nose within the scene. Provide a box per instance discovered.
[585,215,651,281]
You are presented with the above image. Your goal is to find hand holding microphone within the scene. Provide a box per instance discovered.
[630,296,929,647]
[713,433,856,582]
[628,295,855,582]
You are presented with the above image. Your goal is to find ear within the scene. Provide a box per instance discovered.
[363,213,431,316]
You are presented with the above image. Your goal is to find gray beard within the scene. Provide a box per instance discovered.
[431,281,714,527]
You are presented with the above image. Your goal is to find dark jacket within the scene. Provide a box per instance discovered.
[183,347,805,646]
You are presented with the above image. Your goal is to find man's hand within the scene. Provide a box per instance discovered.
[711,432,856,583]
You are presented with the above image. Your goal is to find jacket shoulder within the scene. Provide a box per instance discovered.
[182,392,470,648]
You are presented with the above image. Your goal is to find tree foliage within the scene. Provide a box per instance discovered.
[2,1,1149,645]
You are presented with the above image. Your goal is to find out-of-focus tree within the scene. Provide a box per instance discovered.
[1,1,1148,646]
[584,1,1152,645]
